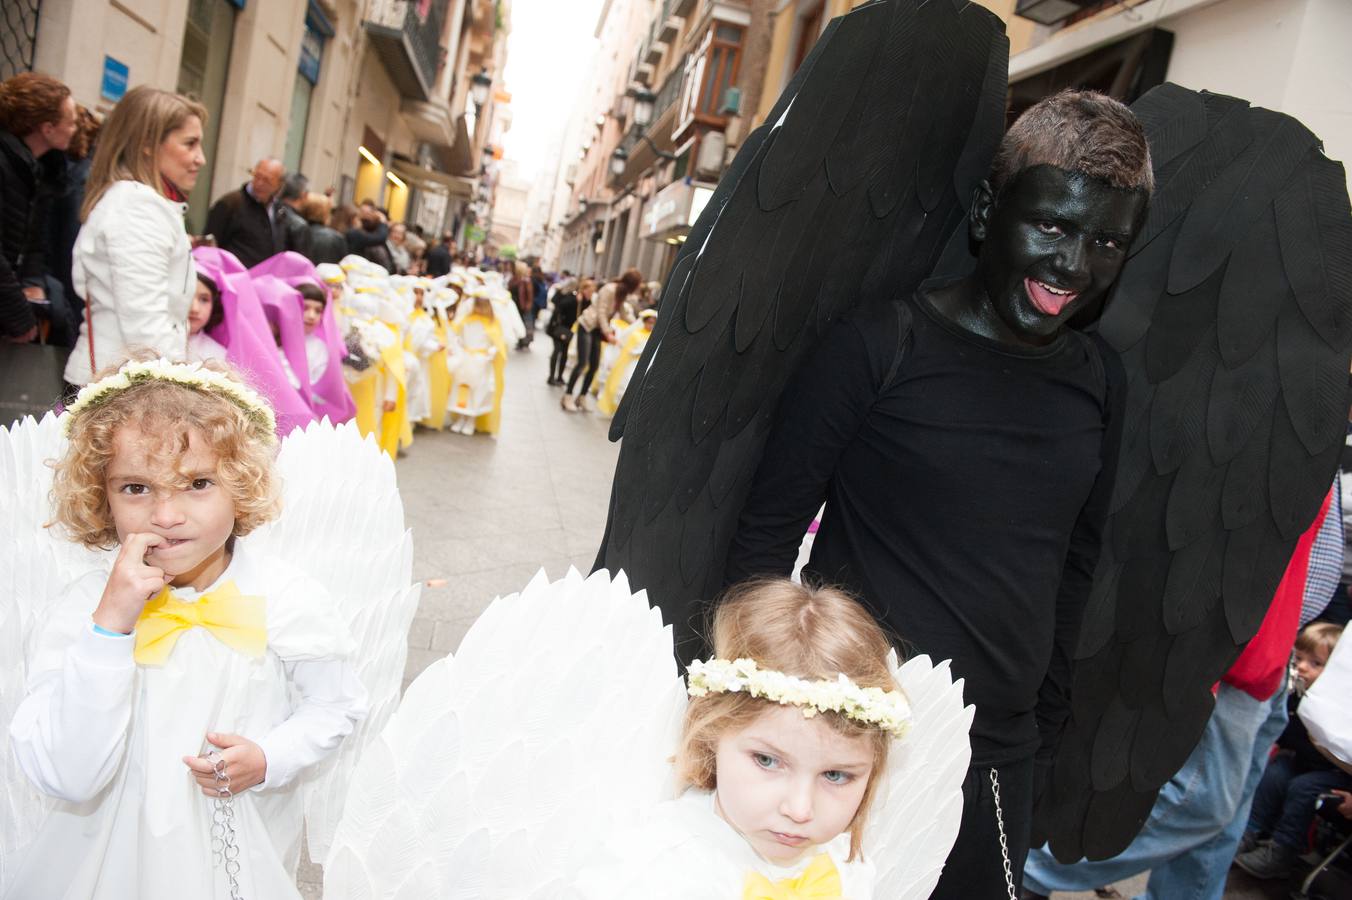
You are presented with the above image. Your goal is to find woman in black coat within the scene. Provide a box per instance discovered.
[546,277,585,385]
[298,192,348,265]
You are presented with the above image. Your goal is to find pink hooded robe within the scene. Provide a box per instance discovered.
[249,253,356,423]
[190,247,317,436]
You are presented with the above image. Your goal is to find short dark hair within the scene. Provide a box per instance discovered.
[280,172,308,202]
[990,90,1153,195]
[297,282,327,307]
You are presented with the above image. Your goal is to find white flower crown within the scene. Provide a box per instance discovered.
[63,358,277,437]
[686,658,912,738]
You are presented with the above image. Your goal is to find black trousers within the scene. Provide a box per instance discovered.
[549,332,572,382]
[519,307,537,345]
[928,757,1034,900]
[566,328,602,396]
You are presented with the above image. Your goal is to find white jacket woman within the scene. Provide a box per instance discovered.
[63,86,207,387]
[64,181,195,384]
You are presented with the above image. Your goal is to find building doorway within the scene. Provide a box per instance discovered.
[177,0,237,234]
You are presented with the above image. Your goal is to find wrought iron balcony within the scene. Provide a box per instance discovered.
[363,0,449,101]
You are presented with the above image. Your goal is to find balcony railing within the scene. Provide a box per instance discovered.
[364,0,449,101]
[653,63,683,127]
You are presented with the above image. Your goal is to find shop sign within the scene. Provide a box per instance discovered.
[100,57,129,103]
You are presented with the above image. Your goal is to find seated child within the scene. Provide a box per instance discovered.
[297,282,332,386]
[1234,622,1349,880]
[5,356,367,899]
[187,273,227,363]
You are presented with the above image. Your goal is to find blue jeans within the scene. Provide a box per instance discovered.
[1022,681,1289,900]
[1248,753,1352,850]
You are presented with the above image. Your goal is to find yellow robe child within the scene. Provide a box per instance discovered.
[418,306,453,430]
[597,318,654,416]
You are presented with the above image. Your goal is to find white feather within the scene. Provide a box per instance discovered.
[241,419,422,863]
[0,415,110,893]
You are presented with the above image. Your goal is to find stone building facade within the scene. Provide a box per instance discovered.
[14,0,513,241]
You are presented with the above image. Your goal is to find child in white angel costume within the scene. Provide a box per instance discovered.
[0,357,422,899]
[325,572,974,900]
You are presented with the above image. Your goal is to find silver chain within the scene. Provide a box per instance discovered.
[989,767,1017,900]
[205,749,245,900]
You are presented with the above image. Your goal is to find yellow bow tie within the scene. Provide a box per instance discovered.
[742,854,842,900]
[133,581,267,666]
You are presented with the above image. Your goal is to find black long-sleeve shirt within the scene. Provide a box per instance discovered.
[726,288,1123,767]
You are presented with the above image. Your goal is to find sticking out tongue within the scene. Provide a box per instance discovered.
[1024,278,1077,316]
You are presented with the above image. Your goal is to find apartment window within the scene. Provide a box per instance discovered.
[678,21,745,136]
[284,2,334,172]
[699,24,744,116]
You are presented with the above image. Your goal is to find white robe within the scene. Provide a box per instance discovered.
[446,319,498,417]
[187,331,228,364]
[404,315,440,423]
[5,544,367,900]
[304,334,330,387]
[572,789,874,899]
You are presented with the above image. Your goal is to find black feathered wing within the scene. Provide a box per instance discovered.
[596,0,1009,662]
[1034,84,1352,862]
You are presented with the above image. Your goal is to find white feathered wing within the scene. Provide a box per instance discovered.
[325,568,973,899]
[867,653,974,898]
[324,568,686,899]
[0,414,111,892]
[239,418,422,864]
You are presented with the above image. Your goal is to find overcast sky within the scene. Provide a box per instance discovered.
[500,0,608,182]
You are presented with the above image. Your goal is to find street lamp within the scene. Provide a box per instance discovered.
[610,147,629,177]
[578,198,589,217]
[469,68,492,108]
[628,87,657,128]
[622,86,676,164]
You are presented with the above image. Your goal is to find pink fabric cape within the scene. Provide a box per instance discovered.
[249,253,356,422]
[191,247,317,437]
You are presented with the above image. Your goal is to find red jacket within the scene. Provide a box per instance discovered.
[1222,488,1334,701]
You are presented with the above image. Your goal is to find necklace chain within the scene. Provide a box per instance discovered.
[206,749,245,900]
[989,767,1017,900]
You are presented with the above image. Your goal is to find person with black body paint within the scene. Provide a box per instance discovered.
[724,91,1152,899]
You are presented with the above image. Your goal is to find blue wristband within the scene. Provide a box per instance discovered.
[92,622,132,638]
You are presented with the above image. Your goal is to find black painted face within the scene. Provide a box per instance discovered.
[973,165,1146,346]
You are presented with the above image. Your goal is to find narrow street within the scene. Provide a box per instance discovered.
[396,339,621,690]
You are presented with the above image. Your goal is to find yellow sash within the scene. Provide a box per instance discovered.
[133,581,267,666]
[741,854,843,900]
